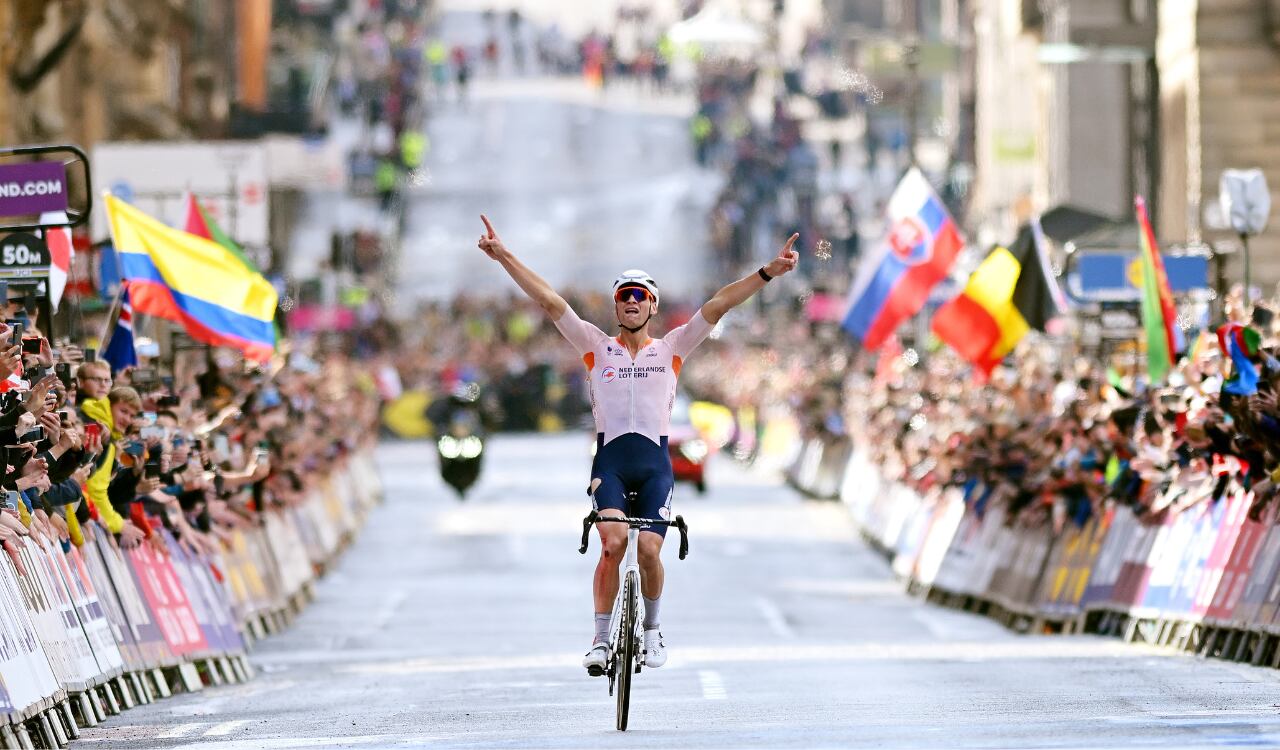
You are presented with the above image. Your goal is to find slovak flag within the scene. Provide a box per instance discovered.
[38,211,74,312]
[842,168,965,350]
[103,289,138,374]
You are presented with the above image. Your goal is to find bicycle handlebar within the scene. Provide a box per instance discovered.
[578,510,689,560]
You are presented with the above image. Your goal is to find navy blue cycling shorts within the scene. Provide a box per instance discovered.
[591,433,674,538]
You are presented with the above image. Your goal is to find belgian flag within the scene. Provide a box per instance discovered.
[931,221,1065,374]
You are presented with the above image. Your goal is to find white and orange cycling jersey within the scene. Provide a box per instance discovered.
[554,305,714,446]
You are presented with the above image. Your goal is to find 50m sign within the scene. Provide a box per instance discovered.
[0,233,49,276]
[3,242,43,266]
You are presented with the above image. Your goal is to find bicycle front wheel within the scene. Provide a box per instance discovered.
[615,570,639,731]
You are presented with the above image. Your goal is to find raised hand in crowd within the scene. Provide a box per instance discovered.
[0,534,26,577]
[22,374,59,416]
[0,342,20,381]
[118,521,146,550]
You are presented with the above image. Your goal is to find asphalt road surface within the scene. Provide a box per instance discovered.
[70,434,1280,749]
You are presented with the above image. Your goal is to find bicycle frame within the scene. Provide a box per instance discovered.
[609,525,644,666]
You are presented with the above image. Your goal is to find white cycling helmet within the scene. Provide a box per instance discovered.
[612,269,659,303]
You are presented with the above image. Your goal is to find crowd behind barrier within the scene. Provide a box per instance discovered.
[759,283,1280,669]
[0,297,383,747]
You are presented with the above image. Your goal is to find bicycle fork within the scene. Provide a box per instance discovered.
[610,526,645,678]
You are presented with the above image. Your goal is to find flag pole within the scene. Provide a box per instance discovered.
[97,190,124,354]
[96,285,123,354]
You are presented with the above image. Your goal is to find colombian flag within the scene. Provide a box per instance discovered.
[842,169,964,350]
[931,220,1065,374]
[104,194,278,361]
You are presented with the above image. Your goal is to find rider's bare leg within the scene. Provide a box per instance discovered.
[637,530,664,600]
[592,508,628,614]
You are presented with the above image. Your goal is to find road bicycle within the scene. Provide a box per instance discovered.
[578,505,689,731]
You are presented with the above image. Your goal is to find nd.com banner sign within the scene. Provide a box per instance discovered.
[0,161,68,217]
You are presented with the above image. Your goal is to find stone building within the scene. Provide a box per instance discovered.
[1157,0,1280,291]
[0,0,271,149]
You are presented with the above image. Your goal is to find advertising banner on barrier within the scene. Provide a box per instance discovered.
[1136,506,1198,616]
[931,505,984,594]
[1156,499,1221,618]
[126,541,209,657]
[220,530,270,622]
[163,532,242,655]
[81,535,144,670]
[913,489,966,587]
[61,545,124,677]
[1110,517,1161,613]
[0,553,60,719]
[1038,517,1089,616]
[90,534,173,668]
[1195,490,1251,620]
[891,489,936,579]
[1206,494,1264,623]
[17,545,80,692]
[264,511,312,600]
[29,539,99,690]
[1234,516,1280,629]
[1080,505,1138,610]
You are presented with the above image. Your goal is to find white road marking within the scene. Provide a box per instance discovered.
[204,720,250,737]
[698,670,727,700]
[754,596,795,638]
[172,736,436,750]
[158,722,207,738]
[339,637,1152,676]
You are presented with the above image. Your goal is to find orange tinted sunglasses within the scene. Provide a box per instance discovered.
[614,287,652,303]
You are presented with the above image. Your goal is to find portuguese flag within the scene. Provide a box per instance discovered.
[1135,196,1179,383]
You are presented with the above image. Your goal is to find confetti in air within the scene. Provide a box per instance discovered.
[815,239,832,260]
[279,295,296,313]
[838,66,884,104]
[409,167,432,187]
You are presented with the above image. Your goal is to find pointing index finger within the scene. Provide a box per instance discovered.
[480,214,498,240]
[782,233,799,254]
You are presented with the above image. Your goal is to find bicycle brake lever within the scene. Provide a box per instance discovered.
[579,510,598,554]
[675,515,688,560]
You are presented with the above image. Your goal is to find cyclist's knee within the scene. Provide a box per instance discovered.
[637,534,663,565]
[599,528,627,561]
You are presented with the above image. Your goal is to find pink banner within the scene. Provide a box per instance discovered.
[126,543,209,656]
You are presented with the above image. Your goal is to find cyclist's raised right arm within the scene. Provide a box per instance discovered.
[477,215,567,319]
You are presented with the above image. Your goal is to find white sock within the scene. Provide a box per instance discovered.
[643,596,660,630]
[594,612,611,644]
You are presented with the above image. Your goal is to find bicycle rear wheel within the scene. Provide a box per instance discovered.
[615,570,639,731]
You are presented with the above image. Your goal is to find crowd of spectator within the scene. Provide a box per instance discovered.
[0,290,379,574]
[837,286,1280,536]
[695,57,862,284]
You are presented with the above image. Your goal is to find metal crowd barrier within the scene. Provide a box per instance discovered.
[0,450,382,748]
[792,442,1280,669]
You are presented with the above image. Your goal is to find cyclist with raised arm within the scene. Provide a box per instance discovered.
[475,215,798,674]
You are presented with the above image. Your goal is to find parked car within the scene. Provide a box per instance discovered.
[668,396,708,494]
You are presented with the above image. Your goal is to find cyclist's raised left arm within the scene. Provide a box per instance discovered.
[700,233,799,325]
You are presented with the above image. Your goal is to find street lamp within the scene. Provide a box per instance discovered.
[1219,168,1272,305]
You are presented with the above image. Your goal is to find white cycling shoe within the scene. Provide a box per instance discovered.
[643,629,666,668]
[583,642,608,676]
